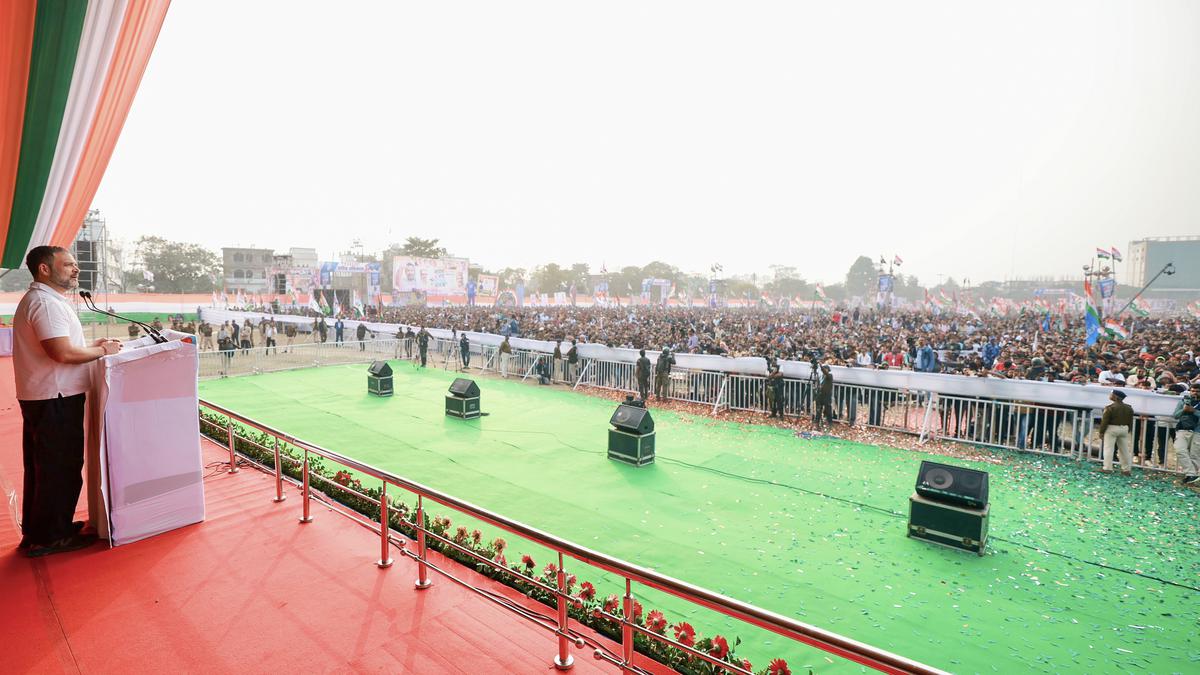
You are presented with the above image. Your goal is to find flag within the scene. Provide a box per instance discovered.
[815,284,828,300]
[308,293,321,314]
[352,291,365,318]
[142,269,154,282]
[331,294,341,316]
[893,255,903,266]
[211,292,219,307]
[1131,297,1150,317]
[235,290,246,308]
[1104,317,1128,340]
[1095,247,1110,259]
[1110,247,1122,262]
[1083,280,1101,346]
[1188,301,1200,319]
[220,291,229,309]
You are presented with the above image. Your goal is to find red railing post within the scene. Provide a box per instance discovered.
[225,419,239,473]
[299,449,313,523]
[272,436,286,502]
[554,551,574,670]
[377,482,393,568]
[414,494,431,589]
[622,579,634,671]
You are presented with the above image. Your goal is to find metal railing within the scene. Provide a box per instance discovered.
[199,335,1187,474]
[198,399,946,675]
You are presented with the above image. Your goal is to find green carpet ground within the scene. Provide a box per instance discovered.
[198,362,1199,674]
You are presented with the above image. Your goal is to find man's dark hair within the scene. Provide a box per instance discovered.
[25,245,68,277]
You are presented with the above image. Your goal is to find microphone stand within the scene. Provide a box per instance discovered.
[79,291,168,344]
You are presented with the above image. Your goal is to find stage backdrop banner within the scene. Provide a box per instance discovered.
[88,329,205,546]
[477,274,499,296]
[392,256,469,294]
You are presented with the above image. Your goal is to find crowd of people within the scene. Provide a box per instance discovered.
[279,303,1200,392]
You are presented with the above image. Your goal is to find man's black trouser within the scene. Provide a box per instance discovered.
[419,348,427,367]
[21,393,86,546]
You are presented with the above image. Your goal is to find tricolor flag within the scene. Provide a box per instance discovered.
[1083,280,1101,346]
[1110,247,1122,262]
[893,255,903,266]
[308,293,321,314]
[1095,247,1111,259]
[1188,301,1200,320]
[1104,317,1129,340]
[352,291,365,318]
[815,284,828,300]
[220,291,229,309]
[0,3,171,269]
[211,292,219,308]
[235,290,246,308]
[1131,297,1151,317]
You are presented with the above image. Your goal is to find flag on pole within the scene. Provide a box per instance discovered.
[1131,297,1151,317]
[893,255,903,266]
[308,292,321,314]
[815,284,828,300]
[1095,247,1111,259]
[220,291,229,309]
[1083,280,1101,346]
[235,290,246,308]
[352,291,365,318]
[1110,247,1122,262]
[211,292,219,307]
[331,293,341,316]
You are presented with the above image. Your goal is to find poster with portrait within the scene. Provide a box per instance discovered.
[477,274,499,296]
[391,256,469,294]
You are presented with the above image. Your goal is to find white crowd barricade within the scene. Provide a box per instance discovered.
[197,309,1189,473]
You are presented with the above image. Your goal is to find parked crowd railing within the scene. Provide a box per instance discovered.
[195,325,1185,475]
[198,398,947,675]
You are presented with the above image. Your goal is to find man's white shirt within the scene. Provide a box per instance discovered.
[13,282,90,400]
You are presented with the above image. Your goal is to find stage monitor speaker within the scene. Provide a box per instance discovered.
[915,461,988,509]
[610,404,654,434]
[448,378,480,398]
[367,361,393,377]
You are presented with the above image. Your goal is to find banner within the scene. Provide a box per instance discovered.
[478,274,499,296]
[392,256,469,294]
[1098,278,1116,299]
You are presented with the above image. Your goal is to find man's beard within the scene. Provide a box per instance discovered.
[51,271,78,289]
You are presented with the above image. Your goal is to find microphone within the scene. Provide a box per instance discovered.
[79,291,168,344]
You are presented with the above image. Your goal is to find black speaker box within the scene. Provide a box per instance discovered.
[610,404,654,434]
[448,378,480,398]
[915,461,988,509]
[367,361,392,377]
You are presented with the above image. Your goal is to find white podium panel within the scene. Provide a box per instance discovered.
[88,330,205,546]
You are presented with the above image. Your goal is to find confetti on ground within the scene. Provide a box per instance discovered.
[201,365,1200,674]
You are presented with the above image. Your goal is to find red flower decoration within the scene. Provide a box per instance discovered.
[578,582,596,601]
[453,526,468,542]
[673,622,696,647]
[709,635,729,659]
[565,573,577,590]
[768,658,791,675]
[740,659,754,672]
[493,553,507,567]
[492,537,506,552]
[632,600,643,623]
[603,594,620,614]
[543,563,558,577]
[646,610,667,634]
[521,554,535,569]
[471,529,482,544]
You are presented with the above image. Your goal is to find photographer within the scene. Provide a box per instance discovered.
[1173,384,1200,485]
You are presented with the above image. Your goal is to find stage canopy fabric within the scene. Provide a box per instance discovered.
[0,0,170,269]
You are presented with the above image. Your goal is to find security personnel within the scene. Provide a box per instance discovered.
[355,321,369,351]
[459,333,471,369]
[566,339,579,382]
[654,347,675,400]
[404,327,415,358]
[635,349,652,402]
[416,326,430,367]
[768,365,785,418]
[1099,389,1134,474]
[815,364,834,429]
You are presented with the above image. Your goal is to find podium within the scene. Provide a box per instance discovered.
[86,330,205,546]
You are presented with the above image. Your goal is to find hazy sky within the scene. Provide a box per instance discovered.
[92,0,1200,285]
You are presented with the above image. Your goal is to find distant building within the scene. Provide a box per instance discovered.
[222,247,273,292]
[1127,236,1200,291]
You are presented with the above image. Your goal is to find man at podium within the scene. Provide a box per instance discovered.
[12,246,121,558]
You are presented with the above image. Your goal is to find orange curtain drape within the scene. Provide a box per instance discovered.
[0,1,38,257]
